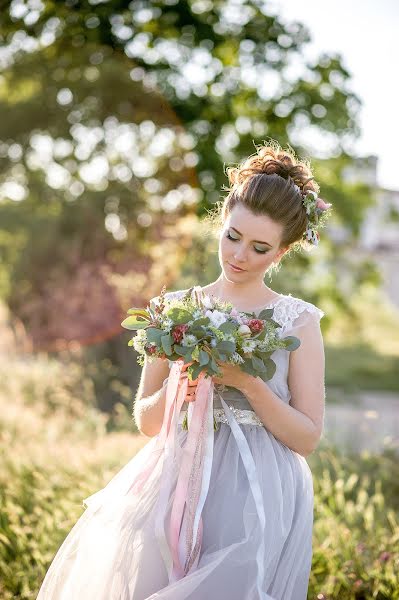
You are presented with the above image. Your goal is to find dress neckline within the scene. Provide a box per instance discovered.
[193,285,289,316]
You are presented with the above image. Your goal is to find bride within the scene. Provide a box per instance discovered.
[37,140,331,599]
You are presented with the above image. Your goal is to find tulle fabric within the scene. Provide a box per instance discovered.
[36,291,324,600]
[37,422,314,600]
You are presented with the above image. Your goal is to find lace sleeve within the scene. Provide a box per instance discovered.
[273,297,325,338]
[149,289,185,307]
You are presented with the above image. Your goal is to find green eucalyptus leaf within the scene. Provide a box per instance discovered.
[264,358,277,379]
[251,355,266,372]
[219,321,236,334]
[209,355,219,373]
[240,361,257,377]
[121,315,149,330]
[257,350,274,359]
[258,308,275,320]
[217,340,236,354]
[192,317,210,327]
[282,335,301,351]
[146,327,164,343]
[188,362,204,380]
[199,349,210,366]
[161,334,173,355]
[165,307,192,324]
[174,344,190,356]
[126,308,150,318]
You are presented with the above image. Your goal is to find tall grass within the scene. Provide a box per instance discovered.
[0,355,398,599]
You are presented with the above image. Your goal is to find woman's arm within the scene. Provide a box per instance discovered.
[133,356,170,437]
[237,311,325,457]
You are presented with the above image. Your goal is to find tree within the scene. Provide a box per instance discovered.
[0,0,375,350]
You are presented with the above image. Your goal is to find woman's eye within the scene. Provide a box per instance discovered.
[226,232,268,254]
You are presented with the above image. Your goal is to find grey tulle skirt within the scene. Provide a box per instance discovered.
[36,422,314,600]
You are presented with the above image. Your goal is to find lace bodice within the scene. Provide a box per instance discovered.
[153,288,325,426]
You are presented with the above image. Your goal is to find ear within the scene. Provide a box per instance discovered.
[275,246,289,262]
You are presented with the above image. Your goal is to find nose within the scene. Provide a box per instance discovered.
[233,245,248,262]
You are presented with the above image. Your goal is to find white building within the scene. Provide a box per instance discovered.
[328,155,399,308]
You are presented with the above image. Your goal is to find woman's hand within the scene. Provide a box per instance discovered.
[212,361,250,392]
[178,362,200,402]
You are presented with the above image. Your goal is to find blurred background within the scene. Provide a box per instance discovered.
[0,1,398,598]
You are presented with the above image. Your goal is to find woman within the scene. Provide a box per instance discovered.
[37,141,330,599]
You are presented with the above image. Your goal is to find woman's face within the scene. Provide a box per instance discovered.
[218,203,288,283]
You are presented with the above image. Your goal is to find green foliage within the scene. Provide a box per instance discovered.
[0,0,377,354]
[308,442,399,599]
[325,344,399,394]
[121,310,151,330]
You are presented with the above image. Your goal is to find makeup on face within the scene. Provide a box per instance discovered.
[228,262,246,273]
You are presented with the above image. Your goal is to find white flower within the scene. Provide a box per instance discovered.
[205,309,228,328]
[306,190,318,201]
[132,329,147,353]
[201,294,214,309]
[238,324,252,336]
[242,339,257,353]
[182,333,198,347]
[162,317,173,332]
[231,352,244,364]
[223,333,235,343]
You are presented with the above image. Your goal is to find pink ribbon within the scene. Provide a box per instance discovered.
[129,358,215,582]
[169,369,213,578]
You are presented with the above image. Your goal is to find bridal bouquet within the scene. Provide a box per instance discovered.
[122,285,300,383]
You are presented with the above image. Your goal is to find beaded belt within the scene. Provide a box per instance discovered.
[178,406,264,427]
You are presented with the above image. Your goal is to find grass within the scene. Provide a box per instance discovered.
[325,343,399,395]
[0,355,398,599]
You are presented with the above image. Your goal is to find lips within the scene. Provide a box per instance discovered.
[228,262,246,272]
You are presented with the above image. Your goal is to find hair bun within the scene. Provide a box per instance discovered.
[226,141,319,195]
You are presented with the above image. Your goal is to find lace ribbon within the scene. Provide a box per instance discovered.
[179,406,264,427]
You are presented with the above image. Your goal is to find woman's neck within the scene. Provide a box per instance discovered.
[201,277,278,307]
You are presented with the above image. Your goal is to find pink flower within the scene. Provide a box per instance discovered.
[354,580,363,589]
[316,198,332,211]
[172,324,189,343]
[379,551,391,562]
[248,319,264,334]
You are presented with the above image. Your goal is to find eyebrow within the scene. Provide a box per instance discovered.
[229,227,273,247]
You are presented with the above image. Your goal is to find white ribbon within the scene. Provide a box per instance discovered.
[217,391,267,597]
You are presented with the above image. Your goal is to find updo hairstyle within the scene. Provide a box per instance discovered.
[205,140,321,255]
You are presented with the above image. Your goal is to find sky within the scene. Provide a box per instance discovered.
[272,0,399,191]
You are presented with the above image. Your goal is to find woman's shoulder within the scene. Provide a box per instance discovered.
[274,293,325,326]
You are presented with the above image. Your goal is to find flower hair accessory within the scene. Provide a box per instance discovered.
[294,176,332,247]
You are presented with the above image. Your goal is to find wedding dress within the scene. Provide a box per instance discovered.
[36,287,325,600]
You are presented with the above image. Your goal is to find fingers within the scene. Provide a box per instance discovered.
[179,372,198,402]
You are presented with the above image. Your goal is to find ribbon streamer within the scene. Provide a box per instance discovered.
[129,359,266,591]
